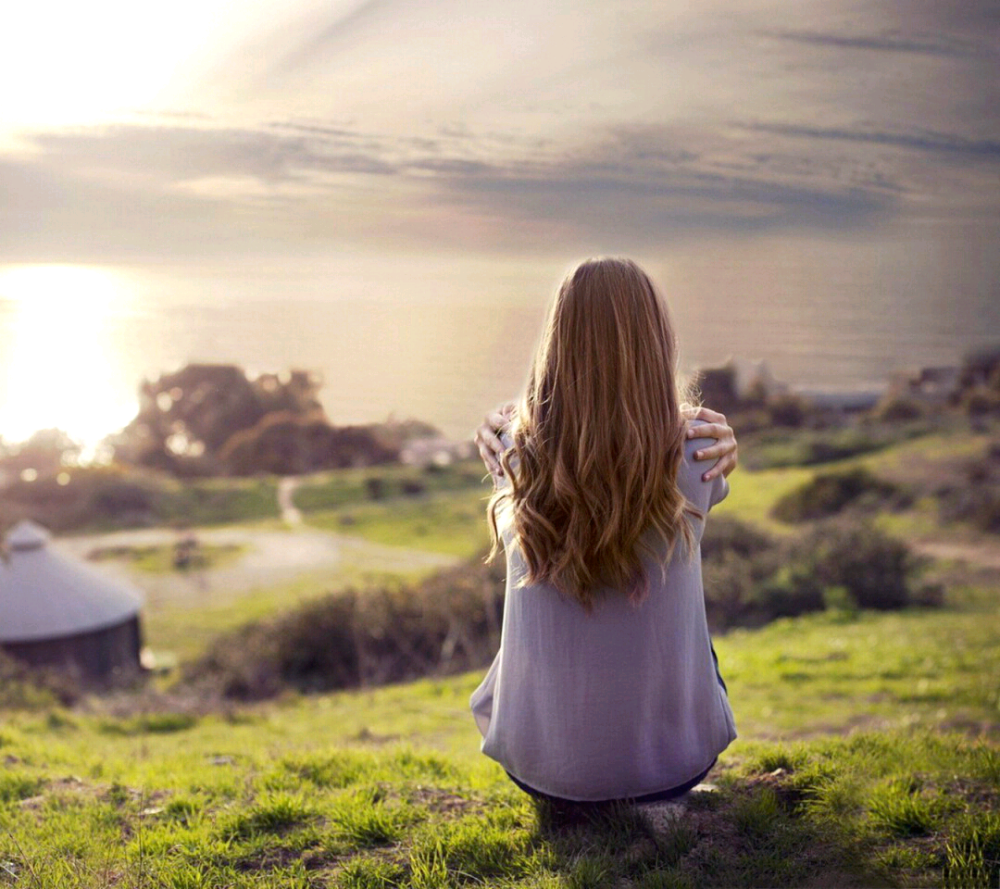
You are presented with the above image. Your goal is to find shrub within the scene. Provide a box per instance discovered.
[700,516,774,561]
[767,394,808,428]
[0,649,81,708]
[185,516,927,698]
[961,389,1000,417]
[937,455,1000,534]
[795,521,917,610]
[701,517,922,627]
[772,467,904,523]
[701,518,787,629]
[872,395,926,422]
[183,553,506,700]
[753,567,826,618]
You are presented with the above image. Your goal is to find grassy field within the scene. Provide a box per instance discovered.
[1,576,997,887]
[2,422,999,887]
[291,462,488,514]
[294,461,492,560]
[301,490,491,560]
[88,544,249,575]
[141,536,459,667]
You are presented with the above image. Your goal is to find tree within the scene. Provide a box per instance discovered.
[113,364,325,475]
[0,428,80,476]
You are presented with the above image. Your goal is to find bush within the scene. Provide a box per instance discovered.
[872,395,926,422]
[795,521,918,610]
[961,389,1000,417]
[701,518,786,629]
[701,516,774,561]
[767,394,808,428]
[772,467,904,523]
[0,650,81,709]
[700,516,924,628]
[183,553,506,700]
[936,455,1000,534]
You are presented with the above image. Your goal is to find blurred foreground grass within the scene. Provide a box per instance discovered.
[1,578,996,887]
[2,422,998,886]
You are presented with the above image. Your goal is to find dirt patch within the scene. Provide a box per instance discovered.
[404,785,481,817]
[913,539,1000,571]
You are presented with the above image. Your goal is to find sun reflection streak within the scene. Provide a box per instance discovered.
[0,266,136,453]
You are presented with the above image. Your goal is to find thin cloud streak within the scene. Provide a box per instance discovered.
[738,123,1000,159]
[760,29,994,60]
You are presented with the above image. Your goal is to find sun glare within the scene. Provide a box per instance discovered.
[0,265,136,453]
[0,1,228,129]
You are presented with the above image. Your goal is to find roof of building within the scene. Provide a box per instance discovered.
[0,520,143,643]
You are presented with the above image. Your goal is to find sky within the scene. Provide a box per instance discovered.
[0,0,998,446]
[1,0,997,270]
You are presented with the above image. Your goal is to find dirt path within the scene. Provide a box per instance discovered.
[277,476,303,526]
[911,538,1000,571]
[57,525,457,608]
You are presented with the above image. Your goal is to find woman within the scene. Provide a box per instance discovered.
[470,257,737,806]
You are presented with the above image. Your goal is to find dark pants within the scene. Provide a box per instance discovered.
[507,639,728,807]
[506,756,716,807]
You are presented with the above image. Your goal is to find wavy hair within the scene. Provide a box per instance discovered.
[487,257,700,610]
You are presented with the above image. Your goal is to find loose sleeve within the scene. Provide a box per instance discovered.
[683,420,730,513]
[708,471,729,510]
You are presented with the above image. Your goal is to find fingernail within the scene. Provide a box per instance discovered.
[695,450,703,459]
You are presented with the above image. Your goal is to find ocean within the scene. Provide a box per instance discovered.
[1,221,998,446]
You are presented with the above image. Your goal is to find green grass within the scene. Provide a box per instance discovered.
[87,543,248,574]
[712,464,812,535]
[293,459,494,559]
[304,488,492,559]
[151,477,281,528]
[3,467,283,535]
[292,461,488,512]
[727,417,1000,542]
[141,544,452,666]
[2,421,998,886]
[1,575,997,887]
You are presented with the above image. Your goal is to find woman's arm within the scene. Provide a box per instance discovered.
[475,402,738,483]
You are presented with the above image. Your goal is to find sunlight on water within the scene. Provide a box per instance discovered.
[0,265,136,450]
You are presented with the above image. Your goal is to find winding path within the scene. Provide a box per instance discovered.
[57,478,458,609]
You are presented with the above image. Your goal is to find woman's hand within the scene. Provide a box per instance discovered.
[683,406,738,481]
[475,402,516,480]
[476,402,738,482]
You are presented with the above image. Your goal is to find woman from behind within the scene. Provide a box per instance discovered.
[470,257,736,806]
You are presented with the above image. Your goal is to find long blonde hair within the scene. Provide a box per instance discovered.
[488,257,699,610]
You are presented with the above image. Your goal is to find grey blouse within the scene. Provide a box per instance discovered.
[470,419,736,801]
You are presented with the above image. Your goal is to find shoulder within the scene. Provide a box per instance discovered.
[678,418,729,510]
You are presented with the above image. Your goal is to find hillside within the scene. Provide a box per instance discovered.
[1,420,998,887]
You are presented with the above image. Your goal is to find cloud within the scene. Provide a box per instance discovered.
[737,122,1000,159]
[420,127,894,249]
[2,90,998,265]
[760,29,992,60]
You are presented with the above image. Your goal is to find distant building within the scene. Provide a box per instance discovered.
[728,357,788,401]
[400,437,477,467]
[693,357,787,414]
[792,386,883,413]
[0,521,145,685]
[887,365,962,407]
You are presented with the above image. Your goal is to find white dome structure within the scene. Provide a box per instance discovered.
[1,521,145,684]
